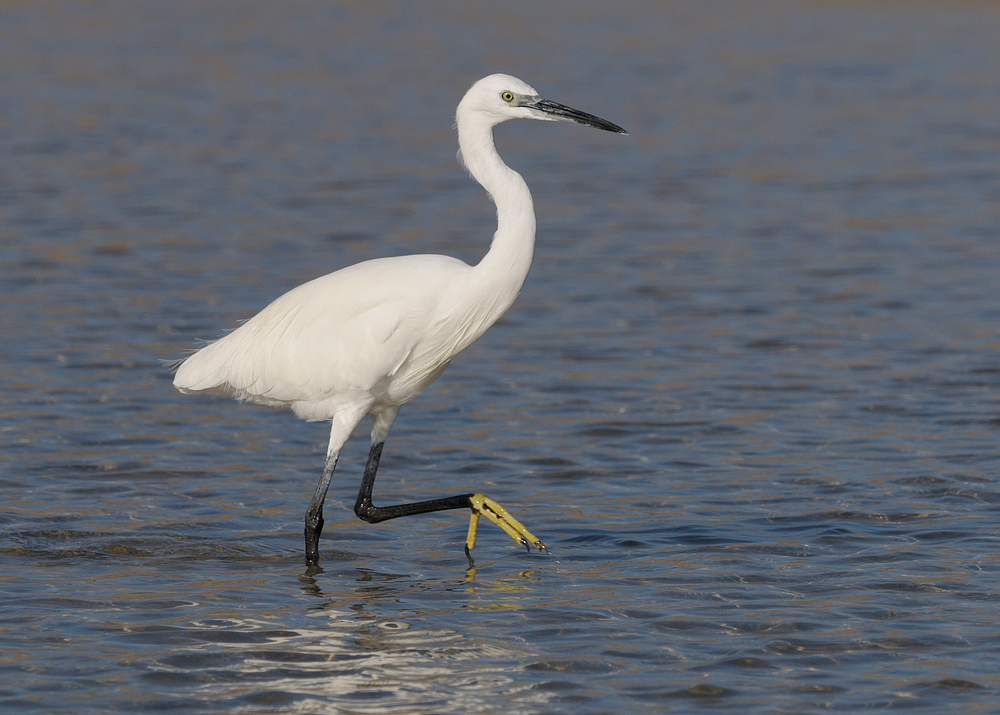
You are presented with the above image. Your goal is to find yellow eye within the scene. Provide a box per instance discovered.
[501,91,514,103]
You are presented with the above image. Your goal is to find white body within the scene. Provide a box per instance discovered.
[174,74,542,453]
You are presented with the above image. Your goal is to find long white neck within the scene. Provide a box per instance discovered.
[457,112,536,313]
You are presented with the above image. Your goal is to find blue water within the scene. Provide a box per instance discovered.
[3,2,1000,712]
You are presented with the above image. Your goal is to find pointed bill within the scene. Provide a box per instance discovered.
[526,98,628,134]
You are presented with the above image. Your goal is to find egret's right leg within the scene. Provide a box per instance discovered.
[305,409,368,564]
[304,448,339,564]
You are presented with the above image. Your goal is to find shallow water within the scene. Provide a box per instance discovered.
[3,1,1000,712]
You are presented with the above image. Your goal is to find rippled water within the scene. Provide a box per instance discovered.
[3,2,1000,712]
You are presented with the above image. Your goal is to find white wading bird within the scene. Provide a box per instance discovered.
[173,74,627,565]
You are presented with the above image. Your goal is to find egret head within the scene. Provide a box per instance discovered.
[457,73,627,135]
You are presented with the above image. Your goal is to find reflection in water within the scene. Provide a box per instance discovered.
[181,615,537,712]
[146,570,553,712]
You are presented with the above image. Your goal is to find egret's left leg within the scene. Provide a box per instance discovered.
[465,494,547,557]
[353,442,547,558]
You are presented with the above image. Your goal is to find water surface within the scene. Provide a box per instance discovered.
[3,2,1000,712]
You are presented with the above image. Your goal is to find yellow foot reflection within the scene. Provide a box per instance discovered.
[465,493,548,557]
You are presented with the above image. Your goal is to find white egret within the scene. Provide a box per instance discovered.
[173,74,627,565]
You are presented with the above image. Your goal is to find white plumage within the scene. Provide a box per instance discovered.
[176,255,496,424]
[173,74,626,564]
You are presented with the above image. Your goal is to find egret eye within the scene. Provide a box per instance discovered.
[501,91,514,103]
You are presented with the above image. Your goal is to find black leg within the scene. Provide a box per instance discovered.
[305,449,339,564]
[299,440,545,563]
[355,442,474,522]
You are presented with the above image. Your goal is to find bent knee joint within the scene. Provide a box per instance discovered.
[355,500,379,523]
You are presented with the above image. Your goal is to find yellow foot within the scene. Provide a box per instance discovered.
[466,493,548,555]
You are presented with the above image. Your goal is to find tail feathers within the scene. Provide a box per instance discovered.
[171,334,289,408]
[172,341,239,396]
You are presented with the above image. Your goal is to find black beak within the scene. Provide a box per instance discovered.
[527,99,628,135]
